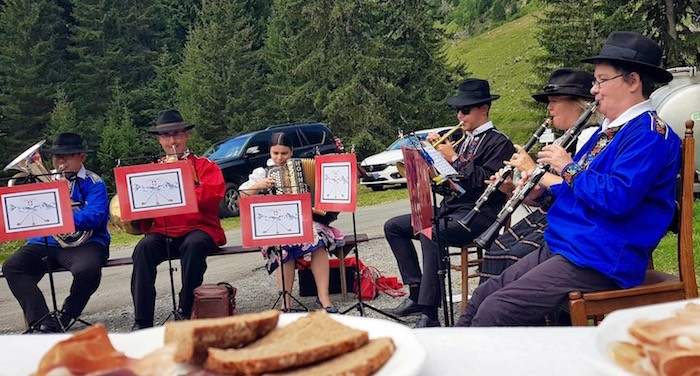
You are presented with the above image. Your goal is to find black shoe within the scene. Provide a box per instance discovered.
[131,321,153,332]
[385,298,422,317]
[414,314,440,328]
[315,297,339,314]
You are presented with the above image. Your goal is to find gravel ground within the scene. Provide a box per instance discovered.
[0,200,478,334]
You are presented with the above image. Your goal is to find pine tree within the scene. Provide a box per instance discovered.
[264,0,460,157]
[48,89,80,137]
[0,0,70,164]
[177,0,271,151]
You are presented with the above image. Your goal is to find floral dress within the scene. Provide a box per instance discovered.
[239,162,346,274]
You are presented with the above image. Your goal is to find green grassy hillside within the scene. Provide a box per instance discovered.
[444,14,546,145]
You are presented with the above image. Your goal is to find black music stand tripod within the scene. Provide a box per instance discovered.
[430,178,460,327]
[25,237,93,334]
[161,234,185,323]
[341,213,406,323]
[270,245,309,312]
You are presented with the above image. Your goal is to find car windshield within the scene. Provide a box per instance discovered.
[203,134,251,160]
[386,132,430,151]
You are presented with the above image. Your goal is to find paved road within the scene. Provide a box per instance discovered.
[0,199,527,334]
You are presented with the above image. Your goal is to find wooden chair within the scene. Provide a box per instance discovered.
[450,242,485,312]
[568,120,698,326]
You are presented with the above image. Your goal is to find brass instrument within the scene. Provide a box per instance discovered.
[109,196,146,235]
[432,121,466,148]
[397,121,466,178]
[3,140,92,247]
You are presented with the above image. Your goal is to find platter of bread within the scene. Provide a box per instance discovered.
[583,298,700,376]
[32,310,426,375]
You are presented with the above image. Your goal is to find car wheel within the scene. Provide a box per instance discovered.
[219,182,240,218]
[371,185,385,191]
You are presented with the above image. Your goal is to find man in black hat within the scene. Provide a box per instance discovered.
[130,109,226,330]
[456,31,681,327]
[4,133,110,333]
[384,78,515,327]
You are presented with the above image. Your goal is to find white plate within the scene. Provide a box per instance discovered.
[14,313,425,376]
[583,298,700,376]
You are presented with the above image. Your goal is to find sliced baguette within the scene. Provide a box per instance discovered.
[164,310,280,364]
[266,337,396,376]
[205,310,369,375]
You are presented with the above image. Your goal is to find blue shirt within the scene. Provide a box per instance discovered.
[27,166,110,248]
[544,105,680,288]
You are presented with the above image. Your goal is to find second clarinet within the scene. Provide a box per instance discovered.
[473,100,599,248]
[457,118,551,231]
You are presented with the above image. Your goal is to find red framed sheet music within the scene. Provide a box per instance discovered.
[0,180,75,242]
[240,193,314,248]
[314,153,357,213]
[114,161,198,221]
[402,147,433,239]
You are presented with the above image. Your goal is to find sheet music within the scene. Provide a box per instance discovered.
[419,141,459,176]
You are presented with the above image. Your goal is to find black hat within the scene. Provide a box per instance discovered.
[580,31,673,83]
[446,78,500,108]
[147,109,195,134]
[45,133,92,155]
[532,69,595,103]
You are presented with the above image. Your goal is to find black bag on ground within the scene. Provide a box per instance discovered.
[190,282,237,319]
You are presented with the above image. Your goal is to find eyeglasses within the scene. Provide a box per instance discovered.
[157,130,187,139]
[592,74,623,87]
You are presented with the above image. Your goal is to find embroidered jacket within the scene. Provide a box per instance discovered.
[544,105,680,288]
[27,166,110,247]
[145,154,227,246]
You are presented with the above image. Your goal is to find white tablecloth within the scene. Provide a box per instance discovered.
[0,327,602,376]
[414,327,599,375]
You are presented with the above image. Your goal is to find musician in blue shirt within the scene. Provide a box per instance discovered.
[3,133,110,333]
[456,32,680,327]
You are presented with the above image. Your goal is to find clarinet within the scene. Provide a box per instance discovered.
[473,100,599,248]
[457,118,551,231]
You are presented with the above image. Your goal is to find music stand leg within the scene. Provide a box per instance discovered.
[340,213,406,323]
[163,236,183,323]
[432,184,454,327]
[270,246,308,312]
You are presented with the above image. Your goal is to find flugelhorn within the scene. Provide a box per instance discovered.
[432,121,465,148]
[458,118,551,230]
[473,100,599,248]
[3,140,93,247]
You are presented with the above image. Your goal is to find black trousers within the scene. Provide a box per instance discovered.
[4,241,108,325]
[456,244,619,327]
[131,230,214,324]
[383,212,488,308]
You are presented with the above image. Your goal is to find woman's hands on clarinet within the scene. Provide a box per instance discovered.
[485,168,516,198]
[505,144,537,173]
[536,144,571,175]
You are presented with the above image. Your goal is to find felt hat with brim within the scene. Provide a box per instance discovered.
[147,109,195,134]
[446,78,500,108]
[44,133,92,154]
[532,68,595,103]
[580,31,673,84]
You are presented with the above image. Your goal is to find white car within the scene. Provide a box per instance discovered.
[360,126,463,191]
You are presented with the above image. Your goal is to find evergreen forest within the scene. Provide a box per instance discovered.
[0,0,698,192]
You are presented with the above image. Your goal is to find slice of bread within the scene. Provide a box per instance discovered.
[164,310,280,364]
[266,337,396,376]
[204,310,370,375]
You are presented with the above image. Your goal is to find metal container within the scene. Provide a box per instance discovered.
[651,66,700,191]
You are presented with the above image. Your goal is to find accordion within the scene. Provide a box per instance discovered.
[266,158,338,225]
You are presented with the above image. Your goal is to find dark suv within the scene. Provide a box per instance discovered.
[203,122,343,217]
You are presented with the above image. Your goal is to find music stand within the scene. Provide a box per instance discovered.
[270,245,309,312]
[161,221,184,323]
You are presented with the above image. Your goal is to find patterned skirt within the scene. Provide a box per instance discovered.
[261,222,345,274]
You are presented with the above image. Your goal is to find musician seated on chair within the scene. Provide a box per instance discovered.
[4,133,110,333]
[383,79,515,327]
[239,132,343,313]
[456,32,680,327]
[479,69,601,290]
[130,109,226,331]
